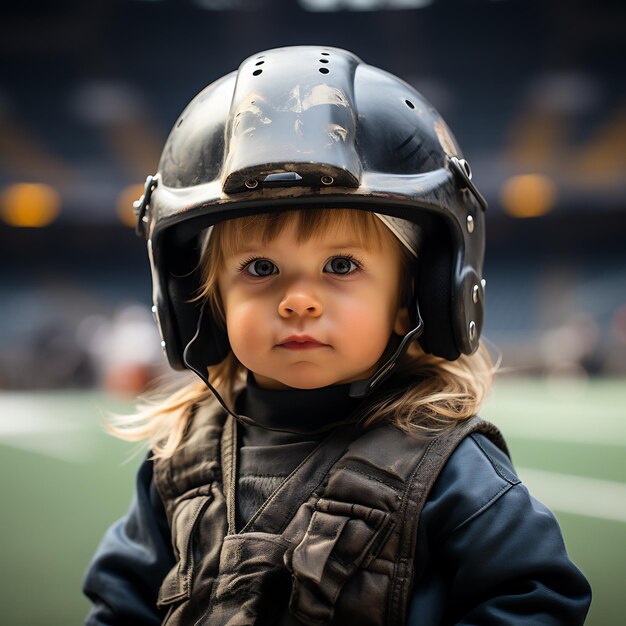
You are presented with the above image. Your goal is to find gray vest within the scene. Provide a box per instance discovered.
[153,401,507,625]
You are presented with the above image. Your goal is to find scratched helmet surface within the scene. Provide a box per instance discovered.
[136,45,487,373]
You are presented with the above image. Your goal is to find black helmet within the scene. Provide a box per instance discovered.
[134,45,487,392]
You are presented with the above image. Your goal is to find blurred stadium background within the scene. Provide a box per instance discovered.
[0,1,624,624]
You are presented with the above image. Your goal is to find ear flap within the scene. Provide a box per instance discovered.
[416,228,460,361]
[183,301,231,373]
[165,233,231,371]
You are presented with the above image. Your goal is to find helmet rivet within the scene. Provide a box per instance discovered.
[160,340,166,349]
[245,179,259,189]
[472,284,479,304]
[320,175,334,186]
[151,305,157,314]
[466,214,474,233]
[468,321,477,342]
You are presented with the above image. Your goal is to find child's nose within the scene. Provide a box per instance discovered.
[278,290,323,319]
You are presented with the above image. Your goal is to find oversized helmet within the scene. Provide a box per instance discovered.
[134,45,487,395]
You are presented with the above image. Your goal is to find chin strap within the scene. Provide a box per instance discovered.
[348,309,424,398]
[182,306,242,424]
[182,350,361,435]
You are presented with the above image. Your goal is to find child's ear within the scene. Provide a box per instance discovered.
[393,306,410,336]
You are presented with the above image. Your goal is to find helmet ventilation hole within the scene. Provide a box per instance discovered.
[176,117,184,127]
[319,52,330,73]
[405,99,415,109]
[253,55,265,75]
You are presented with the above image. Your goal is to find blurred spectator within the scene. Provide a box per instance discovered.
[76,304,167,396]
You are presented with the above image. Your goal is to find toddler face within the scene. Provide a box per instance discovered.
[217,219,408,390]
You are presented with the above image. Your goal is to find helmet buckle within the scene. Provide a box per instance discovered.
[133,174,158,237]
[449,156,488,212]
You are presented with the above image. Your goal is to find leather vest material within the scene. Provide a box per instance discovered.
[152,401,507,626]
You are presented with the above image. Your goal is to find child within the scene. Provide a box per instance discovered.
[83,46,591,625]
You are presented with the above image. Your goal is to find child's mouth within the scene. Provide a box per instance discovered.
[277,335,328,350]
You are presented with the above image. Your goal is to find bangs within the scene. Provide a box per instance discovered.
[211,208,389,264]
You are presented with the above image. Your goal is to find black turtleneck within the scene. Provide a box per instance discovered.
[232,372,368,529]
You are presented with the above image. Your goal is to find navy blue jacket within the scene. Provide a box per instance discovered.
[83,432,591,625]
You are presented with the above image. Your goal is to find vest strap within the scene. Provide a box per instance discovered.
[221,414,238,534]
[389,417,507,623]
[242,422,363,535]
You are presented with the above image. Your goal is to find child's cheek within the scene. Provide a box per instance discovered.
[224,298,265,360]
[333,296,393,358]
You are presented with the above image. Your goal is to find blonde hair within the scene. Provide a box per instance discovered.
[108,208,495,458]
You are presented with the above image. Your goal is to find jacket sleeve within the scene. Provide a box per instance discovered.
[82,455,175,626]
[408,433,592,626]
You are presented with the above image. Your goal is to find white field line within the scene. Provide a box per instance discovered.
[518,467,626,524]
[493,423,626,448]
[0,396,97,462]
[485,403,626,448]
[485,381,626,448]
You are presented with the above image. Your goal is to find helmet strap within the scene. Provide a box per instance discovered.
[182,301,243,424]
[348,305,424,398]
[182,358,364,435]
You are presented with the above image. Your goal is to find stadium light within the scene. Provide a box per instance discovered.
[1,183,61,227]
[500,174,556,218]
[117,183,146,227]
[299,0,434,10]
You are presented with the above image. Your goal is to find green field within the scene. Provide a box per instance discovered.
[1,378,624,625]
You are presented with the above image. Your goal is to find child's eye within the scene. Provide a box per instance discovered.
[241,258,278,277]
[324,256,361,275]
